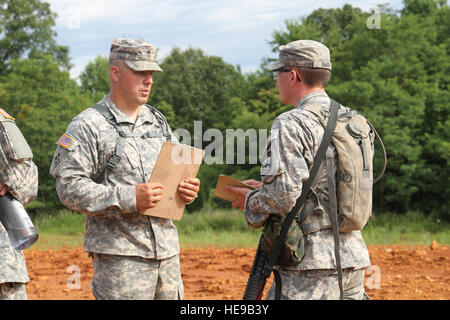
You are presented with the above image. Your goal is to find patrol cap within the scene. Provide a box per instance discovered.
[266,40,332,71]
[109,38,163,72]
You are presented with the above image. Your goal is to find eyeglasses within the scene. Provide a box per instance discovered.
[273,67,301,83]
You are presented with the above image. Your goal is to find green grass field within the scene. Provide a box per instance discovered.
[30,208,450,250]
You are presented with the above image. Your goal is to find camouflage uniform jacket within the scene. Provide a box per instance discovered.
[50,95,180,260]
[0,109,38,283]
[244,91,371,270]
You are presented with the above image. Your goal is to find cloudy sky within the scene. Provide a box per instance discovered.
[46,0,405,79]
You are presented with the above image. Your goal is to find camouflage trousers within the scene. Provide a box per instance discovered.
[90,253,184,300]
[0,282,27,300]
[266,267,366,300]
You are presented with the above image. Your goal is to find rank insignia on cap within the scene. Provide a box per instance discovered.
[58,133,74,149]
[0,108,15,120]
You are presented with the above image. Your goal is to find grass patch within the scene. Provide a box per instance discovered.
[30,208,449,250]
[30,233,85,251]
[34,209,86,235]
[174,208,260,248]
[362,211,450,245]
[31,210,86,250]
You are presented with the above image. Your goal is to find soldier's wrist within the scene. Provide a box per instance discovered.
[118,185,137,213]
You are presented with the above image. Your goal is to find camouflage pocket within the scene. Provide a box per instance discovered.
[261,214,305,267]
[1,120,33,160]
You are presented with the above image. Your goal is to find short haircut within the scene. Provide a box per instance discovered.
[296,67,331,88]
[109,59,124,69]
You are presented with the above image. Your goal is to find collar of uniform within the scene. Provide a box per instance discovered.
[102,94,134,124]
[295,91,329,109]
[102,94,154,126]
[134,105,156,128]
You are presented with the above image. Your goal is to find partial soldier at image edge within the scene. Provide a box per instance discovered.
[0,108,39,300]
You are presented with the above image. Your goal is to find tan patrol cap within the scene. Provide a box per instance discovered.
[109,38,163,72]
[266,40,332,71]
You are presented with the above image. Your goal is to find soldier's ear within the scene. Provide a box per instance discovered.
[290,69,301,84]
[110,66,121,83]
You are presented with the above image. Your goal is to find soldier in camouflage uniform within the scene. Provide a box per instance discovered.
[0,109,39,300]
[228,40,371,300]
[50,39,200,300]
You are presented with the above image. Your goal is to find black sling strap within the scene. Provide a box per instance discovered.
[270,99,340,300]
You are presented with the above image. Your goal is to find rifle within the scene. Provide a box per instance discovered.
[243,100,340,300]
[242,238,269,300]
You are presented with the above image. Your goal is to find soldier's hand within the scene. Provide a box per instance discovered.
[227,185,252,211]
[178,178,200,203]
[136,182,164,212]
[0,183,8,196]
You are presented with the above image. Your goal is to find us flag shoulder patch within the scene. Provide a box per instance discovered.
[58,133,74,149]
[0,108,15,120]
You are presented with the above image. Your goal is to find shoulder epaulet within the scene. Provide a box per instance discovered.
[0,108,15,120]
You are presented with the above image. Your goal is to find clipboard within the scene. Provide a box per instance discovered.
[142,142,205,220]
[214,174,256,203]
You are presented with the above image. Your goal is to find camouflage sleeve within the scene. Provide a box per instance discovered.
[50,118,136,216]
[244,117,312,229]
[0,129,38,206]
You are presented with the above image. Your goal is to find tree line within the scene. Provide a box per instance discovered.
[0,0,448,219]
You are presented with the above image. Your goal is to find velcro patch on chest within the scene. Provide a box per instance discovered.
[58,133,75,149]
[0,108,15,120]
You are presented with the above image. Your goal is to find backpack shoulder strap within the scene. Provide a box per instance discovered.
[91,103,126,170]
[302,103,327,124]
[91,103,174,170]
[303,100,352,125]
[145,105,172,142]
[91,103,119,128]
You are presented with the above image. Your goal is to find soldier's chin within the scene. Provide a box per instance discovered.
[138,93,150,103]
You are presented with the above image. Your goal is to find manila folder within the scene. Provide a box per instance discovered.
[142,142,205,220]
[214,174,256,203]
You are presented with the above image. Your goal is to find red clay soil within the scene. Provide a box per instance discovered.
[23,243,450,300]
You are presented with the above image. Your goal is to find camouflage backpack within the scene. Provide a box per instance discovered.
[301,102,386,232]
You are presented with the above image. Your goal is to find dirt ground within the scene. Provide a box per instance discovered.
[23,243,450,300]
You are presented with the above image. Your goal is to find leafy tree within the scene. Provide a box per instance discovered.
[0,0,70,74]
[151,47,248,133]
[0,55,95,209]
[79,55,110,101]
